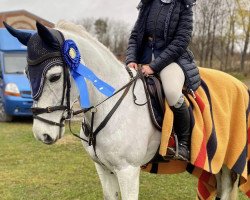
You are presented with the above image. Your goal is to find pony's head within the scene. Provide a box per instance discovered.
[4,21,79,144]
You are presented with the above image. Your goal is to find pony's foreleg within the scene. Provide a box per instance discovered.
[115,165,140,200]
[95,163,120,200]
[229,174,239,200]
[216,165,239,200]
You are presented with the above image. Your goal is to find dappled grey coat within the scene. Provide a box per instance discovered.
[126,0,200,92]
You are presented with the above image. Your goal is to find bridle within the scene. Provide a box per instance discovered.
[28,35,142,143]
[4,21,150,167]
[31,58,140,142]
[27,30,148,158]
[30,63,71,139]
[28,30,72,139]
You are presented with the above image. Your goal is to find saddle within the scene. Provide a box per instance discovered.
[145,75,165,130]
[144,75,183,162]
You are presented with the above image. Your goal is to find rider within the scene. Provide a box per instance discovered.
[126,0,200,160]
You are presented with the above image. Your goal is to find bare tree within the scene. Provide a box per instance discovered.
[107,20,130,59]
[236,0,250,74]
[74,17,130,60]
[75,17,95,33]
[193,0,228,69]
[192,0,249,73]
[224,0,237,70]
[94,18,110,47]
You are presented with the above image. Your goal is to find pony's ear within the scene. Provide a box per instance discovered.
[3,21,32,46]
[36,21,60,49]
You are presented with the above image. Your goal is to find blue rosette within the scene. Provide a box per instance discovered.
[62,40,115,108]
[62,39,81,69]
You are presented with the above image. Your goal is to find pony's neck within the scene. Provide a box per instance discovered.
[84,54,129,85]
[84,56,130,106]
[60,26,131,107]
[78,38,130,106]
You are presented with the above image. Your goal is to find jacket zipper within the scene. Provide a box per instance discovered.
[152,3,164,57]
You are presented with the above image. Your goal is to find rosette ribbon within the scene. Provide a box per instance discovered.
[62,40,115,108]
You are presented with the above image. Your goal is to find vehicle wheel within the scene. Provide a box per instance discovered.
[0,100,13,122]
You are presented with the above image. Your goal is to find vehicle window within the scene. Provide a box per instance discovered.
[3,52,27,74]
[0,56,2,75]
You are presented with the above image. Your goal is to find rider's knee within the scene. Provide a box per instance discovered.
[165,90,183,107]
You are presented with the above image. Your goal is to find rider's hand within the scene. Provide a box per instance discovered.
[142,65,154,76]
[127,62,138,70]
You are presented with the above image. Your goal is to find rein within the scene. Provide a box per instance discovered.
[72,66,137,116]
[31,62,149,165]
[70,66,141,145]
[32,64,142,146]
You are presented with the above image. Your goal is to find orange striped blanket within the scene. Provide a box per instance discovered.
[142,68,250,199]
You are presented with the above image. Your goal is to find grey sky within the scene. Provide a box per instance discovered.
[0,0,139,26]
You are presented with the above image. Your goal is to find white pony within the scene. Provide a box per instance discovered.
[4,21,240,199]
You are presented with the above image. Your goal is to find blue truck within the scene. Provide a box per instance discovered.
[0,28,33,121]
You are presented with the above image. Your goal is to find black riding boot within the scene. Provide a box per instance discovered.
[172,100,191,161]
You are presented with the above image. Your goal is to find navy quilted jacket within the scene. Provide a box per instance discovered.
[126,0,200,91]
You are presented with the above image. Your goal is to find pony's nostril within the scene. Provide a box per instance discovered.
[42,134,54,144]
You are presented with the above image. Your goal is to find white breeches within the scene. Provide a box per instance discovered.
[159,62,185,106]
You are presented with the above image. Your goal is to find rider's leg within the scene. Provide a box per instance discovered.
[159,62,191,160]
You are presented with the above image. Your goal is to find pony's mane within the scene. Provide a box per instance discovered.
[55,20,122,66]
[56,20,92,41]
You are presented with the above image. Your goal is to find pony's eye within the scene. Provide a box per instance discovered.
[49,73,61,82]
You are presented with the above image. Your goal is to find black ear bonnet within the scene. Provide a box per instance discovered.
[26,29,65,100]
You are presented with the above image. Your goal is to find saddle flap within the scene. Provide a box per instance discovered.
[145,75,165,127]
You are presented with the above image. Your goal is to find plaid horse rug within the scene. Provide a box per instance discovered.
[142,68,250,199]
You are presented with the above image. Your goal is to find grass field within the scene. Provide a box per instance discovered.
[0,120,248,200]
